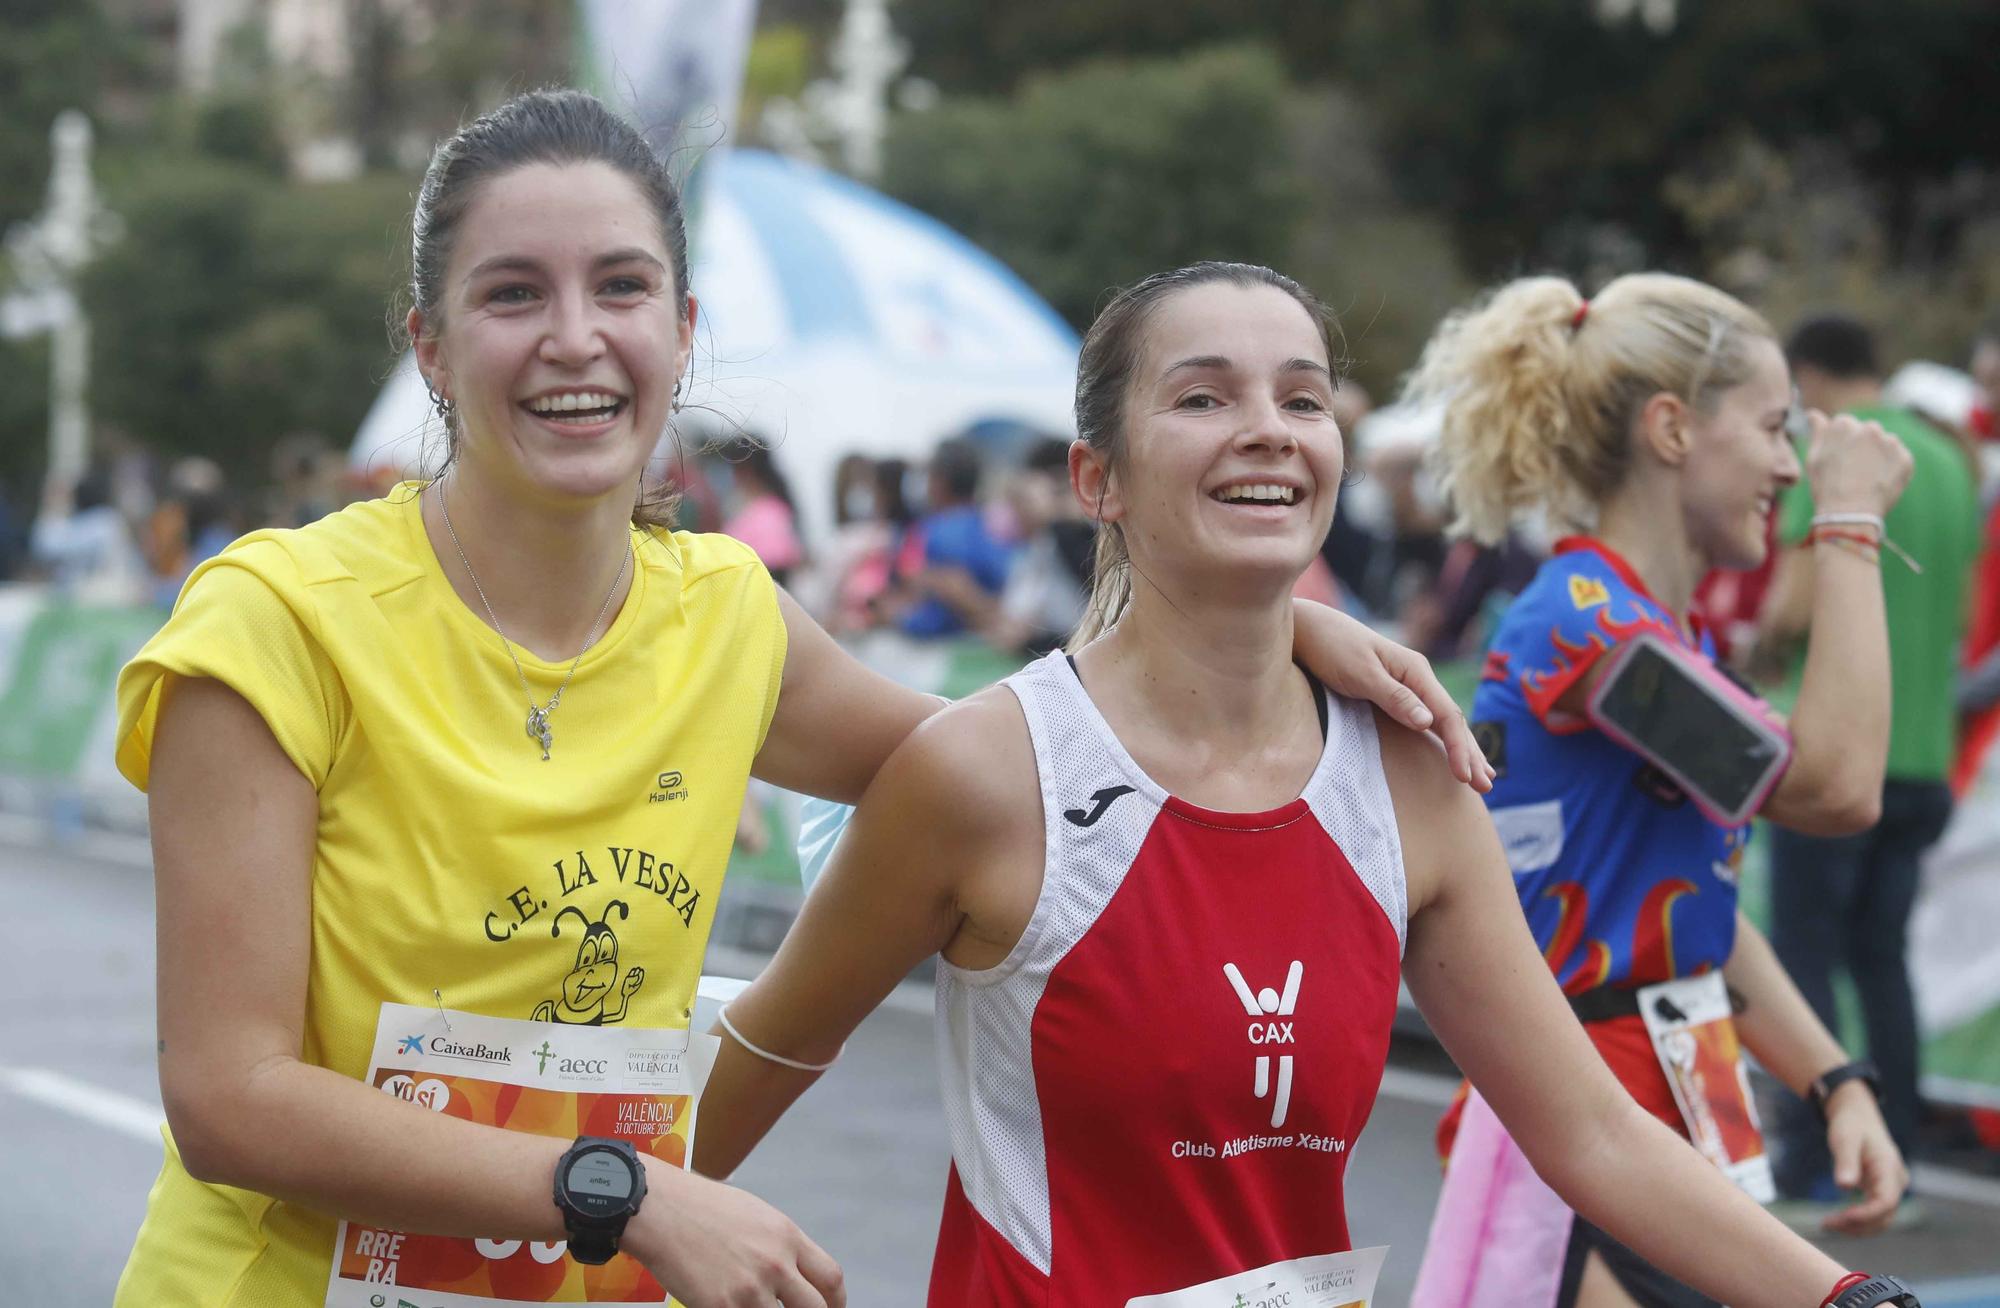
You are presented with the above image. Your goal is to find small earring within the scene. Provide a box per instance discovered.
[427,384,455,425]
[671,377,683,411]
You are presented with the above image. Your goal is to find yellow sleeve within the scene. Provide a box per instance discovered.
[756,560,788,753]
[115,540,351,791]
[670,529,788,753]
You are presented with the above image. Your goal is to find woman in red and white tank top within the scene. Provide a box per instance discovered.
[695,264,1906,1308]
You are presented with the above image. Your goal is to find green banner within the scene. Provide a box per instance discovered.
[0,603,161,776]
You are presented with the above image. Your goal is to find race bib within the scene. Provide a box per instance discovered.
[1637,973,1775,1202]
[1125,1245,1387,1308]
[324,1003,718,1307]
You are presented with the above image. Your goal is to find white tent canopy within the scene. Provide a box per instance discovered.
[350,148,1080,541]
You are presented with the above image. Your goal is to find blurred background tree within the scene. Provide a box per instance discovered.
[2,0,1998,506]
[883,45,1303,329]
[79,160,411,475]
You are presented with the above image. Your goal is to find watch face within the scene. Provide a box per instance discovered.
[564,1148,635,1217]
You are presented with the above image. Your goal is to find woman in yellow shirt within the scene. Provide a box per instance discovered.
[114,89,1485,1308]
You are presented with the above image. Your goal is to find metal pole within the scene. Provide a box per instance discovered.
[50,314,89,489]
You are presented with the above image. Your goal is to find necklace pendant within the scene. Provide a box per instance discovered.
[527,706,553,761]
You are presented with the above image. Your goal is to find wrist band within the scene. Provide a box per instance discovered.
[1809,512,1923,574]
[717,1004,841,1073]
[1811,531,1882,567]
[1809,1058,1881,1124]
[1809,528,1883,553]
[1823,1272,1871,1307]
[1811,511,1884,531]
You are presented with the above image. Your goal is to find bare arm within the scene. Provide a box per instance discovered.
[1757,411,1915,834]
[699,692,1035,1178]
[1724,914,1906,1234]
[1758,539,1891,834]
[1388,720,1850,1308]
[754,587,943,802]
[152,676,841,1307]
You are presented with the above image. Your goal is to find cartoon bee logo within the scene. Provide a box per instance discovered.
[531,900,645,1025]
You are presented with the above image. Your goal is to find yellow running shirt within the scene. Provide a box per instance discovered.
[111,485,785,1307]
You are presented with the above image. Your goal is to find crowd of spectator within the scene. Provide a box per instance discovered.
[0,436,359,607]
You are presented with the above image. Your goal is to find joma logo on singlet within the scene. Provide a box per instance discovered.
[1223,960,1303,1128]
[1064,784,1135,827]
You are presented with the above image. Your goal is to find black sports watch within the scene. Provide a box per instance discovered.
[1827,1274,1921,1308]
[1809,1059,1882,1123]
[553,1136,647,1264]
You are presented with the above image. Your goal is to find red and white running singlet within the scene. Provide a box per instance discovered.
[929,653,1408,1306]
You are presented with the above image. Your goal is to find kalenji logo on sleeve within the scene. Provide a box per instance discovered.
[1223,960,1303,1128]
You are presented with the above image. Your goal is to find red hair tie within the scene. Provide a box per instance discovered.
[1571,300,1591,331]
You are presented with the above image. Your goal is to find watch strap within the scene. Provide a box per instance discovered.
[1810,1059,1882,1122]
[1828,1273,1920,1308]
[565,1222,623,1266]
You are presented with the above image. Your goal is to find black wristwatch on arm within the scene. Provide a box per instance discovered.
[1809,1059,1882,1123]
[553,1136,647,1264]
[1826,1274,1921,1308]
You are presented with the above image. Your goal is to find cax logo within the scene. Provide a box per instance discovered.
[1223,960,1304,1128]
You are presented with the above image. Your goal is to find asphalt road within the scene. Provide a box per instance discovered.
[4,831,1997,1305]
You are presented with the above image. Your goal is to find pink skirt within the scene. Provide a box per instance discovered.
[1410,1089,1577,1308]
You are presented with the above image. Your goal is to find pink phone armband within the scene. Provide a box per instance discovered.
[1586,632,1793,827]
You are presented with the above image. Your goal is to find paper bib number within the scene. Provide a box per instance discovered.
[323,1002,718,1307]
[1638,973,1775,1203]
[1125,1245,1387,1308]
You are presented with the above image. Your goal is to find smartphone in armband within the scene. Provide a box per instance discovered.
[1587,632,1793,827]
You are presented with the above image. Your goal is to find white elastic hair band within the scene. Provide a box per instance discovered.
[1810,511,1923,574]
[716,1004,840,1073]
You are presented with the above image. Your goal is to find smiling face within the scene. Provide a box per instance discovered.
[411,160,694,508]
[1678,335,1800,570]
[1078,282,1343,600]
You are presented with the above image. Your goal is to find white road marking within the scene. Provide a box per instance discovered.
[0,1067,163,1144]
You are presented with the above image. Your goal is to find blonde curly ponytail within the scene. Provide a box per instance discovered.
[1406,272,1774,545]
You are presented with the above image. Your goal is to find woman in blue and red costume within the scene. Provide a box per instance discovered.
[1407,273,1917,1308]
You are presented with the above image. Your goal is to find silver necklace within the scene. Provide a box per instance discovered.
[436,479,630,760]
